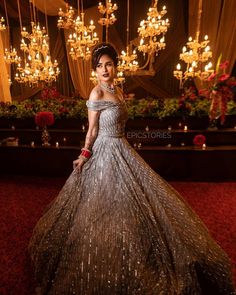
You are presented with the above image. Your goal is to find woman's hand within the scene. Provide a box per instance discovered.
[73,157,86,172]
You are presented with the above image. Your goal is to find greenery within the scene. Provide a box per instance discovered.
[0,96,235,120]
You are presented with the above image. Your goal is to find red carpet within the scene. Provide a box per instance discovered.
[0,176,235,294]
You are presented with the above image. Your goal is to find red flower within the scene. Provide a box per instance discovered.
[207,73,217,81]
[218,74,230,82]
[35,112,54,128]
[199,88,210,97]
[193,134,206,146]
[219,60,229,70]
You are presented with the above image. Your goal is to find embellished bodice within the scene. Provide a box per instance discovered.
[86,100,128,137]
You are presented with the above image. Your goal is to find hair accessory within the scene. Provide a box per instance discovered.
[94,45,109,53]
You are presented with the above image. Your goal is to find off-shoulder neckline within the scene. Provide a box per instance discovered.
[87,99,124,105]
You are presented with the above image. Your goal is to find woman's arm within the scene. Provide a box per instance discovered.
[83,109,100,150]
[73,88,101,171]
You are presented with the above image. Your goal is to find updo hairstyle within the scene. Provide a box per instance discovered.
[92,43,118,71]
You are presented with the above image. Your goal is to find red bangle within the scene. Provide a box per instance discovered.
[80,149,92,158]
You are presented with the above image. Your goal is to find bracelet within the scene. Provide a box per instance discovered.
[78,148,92,160]
[78,155,89,162]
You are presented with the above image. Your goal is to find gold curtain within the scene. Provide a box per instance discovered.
[189,0,236,73]
[64,6,103,99]
[0,28,12,102]
[33,0,67,16]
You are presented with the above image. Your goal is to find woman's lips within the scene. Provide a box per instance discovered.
[103,74,109,77]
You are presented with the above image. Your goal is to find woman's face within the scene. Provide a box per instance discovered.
[96,54,115,84]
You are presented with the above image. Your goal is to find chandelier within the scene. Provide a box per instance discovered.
[118,0,139,74]
[173,0,213,86]
[98,0,118,42]
[4,0,60,85]
[4,47,21,64]
[118,48,139,72]
[0,16,6,31]
[57,5,75,29]
[58,1,99,61]
[67,14,99,60]
[14,22,60,85]
[137,0,169,56]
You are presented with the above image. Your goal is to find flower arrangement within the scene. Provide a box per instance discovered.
[205,59,236,124]
[193,134,206,146]
[0,97,236,121]
[35,111,55,128]
[41,86,60,100]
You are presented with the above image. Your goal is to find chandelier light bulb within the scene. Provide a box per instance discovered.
[188,36,192,42]
[177,63,181,70]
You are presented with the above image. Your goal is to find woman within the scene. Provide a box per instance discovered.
[29,43,235,295]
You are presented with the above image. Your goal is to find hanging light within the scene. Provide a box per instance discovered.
[57,5,75,29]
[118,0,139,75]
[67,14,99,61]
[58,0,99,61]
[98,0,118,42]
[137,0,170,56]
[0,16,6,31]
[15,22,60,85]
[4,47,21,64]
[7,0,60,85]
[173,0,213,86]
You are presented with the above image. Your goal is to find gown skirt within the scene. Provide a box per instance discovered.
[29,100,235,295]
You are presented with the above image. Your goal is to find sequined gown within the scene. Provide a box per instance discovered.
[29,99,235,295]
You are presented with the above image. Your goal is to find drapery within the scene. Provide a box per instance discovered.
[0,28,12,102]
[33,0,67,16]
[189,0,236,74]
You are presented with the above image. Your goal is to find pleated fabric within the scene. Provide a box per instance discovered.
[29,100,235,295]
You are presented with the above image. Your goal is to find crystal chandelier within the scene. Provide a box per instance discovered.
[137,0,169,56]
[173,0,213,86]
[98,0,118,42]
[57,5,75,29]
[67,14,99,61]
[118,0,139,74]
[0,16,6,31]
[118,49,139,72]
[14,22,60,85]
[58,1,99,61]
[4,47,21,64]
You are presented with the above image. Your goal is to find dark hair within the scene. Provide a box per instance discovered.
[92,43,118,70]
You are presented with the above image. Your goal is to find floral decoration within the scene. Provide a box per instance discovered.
[0,96,236,121]
[35,111,55,128]
[193,134,206,146]
[204,59,236,124]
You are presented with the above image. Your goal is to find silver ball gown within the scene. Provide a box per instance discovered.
[29,99,235,295]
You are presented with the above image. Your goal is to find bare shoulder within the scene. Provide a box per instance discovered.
[89,85,104,101]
